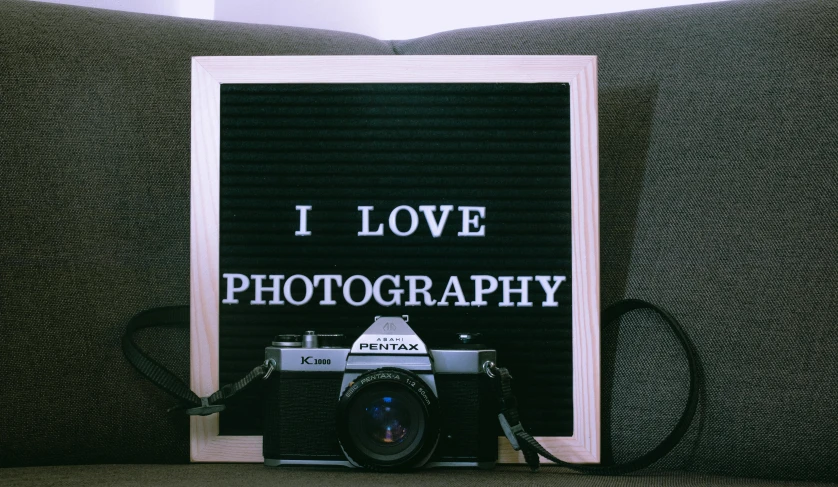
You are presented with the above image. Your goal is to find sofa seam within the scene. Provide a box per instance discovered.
[388,40,402,55]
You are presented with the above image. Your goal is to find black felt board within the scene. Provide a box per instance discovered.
[218,83,572,437]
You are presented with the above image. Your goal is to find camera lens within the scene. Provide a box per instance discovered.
[337,368,440,469]
[350,388,422,457]
[363,396,411,444]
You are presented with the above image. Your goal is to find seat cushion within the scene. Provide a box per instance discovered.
[1,465,836,487]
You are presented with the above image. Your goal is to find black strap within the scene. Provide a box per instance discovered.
[121,305,272,415]
[493,298,702,474]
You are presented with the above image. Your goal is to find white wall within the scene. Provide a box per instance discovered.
[29,0,215,19]
[214,0,730,39]
[29,0,730,39]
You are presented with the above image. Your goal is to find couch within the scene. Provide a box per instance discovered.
[1,0,836,484]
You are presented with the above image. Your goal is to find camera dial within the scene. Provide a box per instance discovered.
[272,334,301,347]
[303,331,318,348]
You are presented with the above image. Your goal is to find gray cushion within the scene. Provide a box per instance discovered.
[0,0,391,468]
[394,0,838,482]
[1,465,836,487]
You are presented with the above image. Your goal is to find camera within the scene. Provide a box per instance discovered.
[262,316,498,469]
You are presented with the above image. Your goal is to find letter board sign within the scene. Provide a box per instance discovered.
[190,56,599,464]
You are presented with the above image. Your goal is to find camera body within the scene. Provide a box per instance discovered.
[263,316,498,469]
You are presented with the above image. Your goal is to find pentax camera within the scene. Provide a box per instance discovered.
[262,316,498,469]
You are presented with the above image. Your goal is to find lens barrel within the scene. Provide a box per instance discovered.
[337,368,440,469]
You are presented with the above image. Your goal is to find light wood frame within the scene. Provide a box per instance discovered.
[190,55,600,464]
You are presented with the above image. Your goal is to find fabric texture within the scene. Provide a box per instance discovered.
[2,465,837,487]
[1,0,837,483]
[394,0,838,481]
[0,0,391,468]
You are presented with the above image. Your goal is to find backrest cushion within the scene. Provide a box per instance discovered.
[394,0,838,480]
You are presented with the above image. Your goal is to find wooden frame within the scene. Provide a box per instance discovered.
[190,55,599,464]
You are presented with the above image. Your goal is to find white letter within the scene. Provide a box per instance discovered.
[358,206,384,236]
[283,275,314,306]
[314,275,343,305]
[470,275,498,307]
[373,275,403,306]
[535,276,567,307]
[438,276,470,307]
[499,276,533,307]
[222,273,249,304]
[458,206,486,237]
[418,205,454,238]
[251,274,285,305]
[404,276,437,306]
[294,205,312,236]
[343,275,373,306]
[389,205,419,237]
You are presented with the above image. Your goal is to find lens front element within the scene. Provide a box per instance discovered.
[349,387,424,461]
[337,368,440,469]
[363,394,412,445]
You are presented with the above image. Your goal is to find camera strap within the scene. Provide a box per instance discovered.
[121,306,273,416]
[487,298,701,474]
[122,298,701,473]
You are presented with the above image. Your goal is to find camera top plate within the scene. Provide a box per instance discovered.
[350,316,428,355]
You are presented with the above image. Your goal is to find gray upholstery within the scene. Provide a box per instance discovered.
[1,0,836,483]
[396,0,838,481]
[0,0,391,468]
[1,465,836,487]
